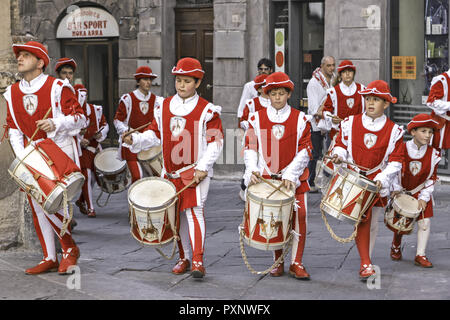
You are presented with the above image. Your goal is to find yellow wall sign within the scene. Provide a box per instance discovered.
[392,56,416,80]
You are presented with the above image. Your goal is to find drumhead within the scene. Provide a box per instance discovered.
[393,194,421,218]
[128,177,176,210]
[338,166,378,192]
[94,148,126,173]
[137,145,162,161]
[247,180,294,205]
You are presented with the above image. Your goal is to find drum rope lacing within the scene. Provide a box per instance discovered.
[130,197,179,260]
[239,197,295,275]
[8,144,75,236]
[59,187,73,237]
[320,172,377,243]
[390,191,427,232]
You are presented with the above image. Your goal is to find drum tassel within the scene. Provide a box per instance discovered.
[59,187,73,238]
[134,204,178,260]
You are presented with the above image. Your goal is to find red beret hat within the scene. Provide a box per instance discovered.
[134,66,158,80]
[13,41,50,68]
[262,72,294,94]
[55,57,77,73]
[337,60,356,73]
[407,113,440,133]
[172,57,205,80]
[358,80,397,104]
[254,74,269,91]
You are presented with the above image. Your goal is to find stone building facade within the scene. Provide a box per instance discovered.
[1,0,447,250]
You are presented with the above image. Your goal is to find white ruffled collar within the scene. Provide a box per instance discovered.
[170,92,199,116]
[339,81,356,95]
[133,89,152,101]
[362,112,387,131]
[267,104,291,123]
[19,73,48,94]
[406,139,428,159]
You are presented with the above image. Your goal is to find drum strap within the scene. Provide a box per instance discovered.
[406,163,436,196]
[406,180,437,197]
[165,163,197,179]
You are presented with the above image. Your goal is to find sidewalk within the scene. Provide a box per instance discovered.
[1,179,449,300]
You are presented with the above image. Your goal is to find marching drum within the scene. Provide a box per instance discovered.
[241,180,295,251]
[314,158,335,194]
[8,138,85,214]
[384,193,421,235]
[128,177,178,246]
[137,145,163,177]
[321,166,378,224]
[315,135,337,194]
[94,147,131,194]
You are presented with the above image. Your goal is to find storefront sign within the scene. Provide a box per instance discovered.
[274,28,285,72]
[392,56,416,80]
[57,7,119,38]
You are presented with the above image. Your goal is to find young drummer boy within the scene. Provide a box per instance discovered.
[122,58,224,279]
[389,114,441,267]
[321,60,365,141]
[114,66,163,183]
[243,72,313,279]
[238,74,270,200]
[426,69,450,150]
[239,74,270,131]
[74,84,109,218]
[55,57,77,84]
[330,80,405,280]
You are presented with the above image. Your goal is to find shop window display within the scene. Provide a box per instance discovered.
[424,0,449,94]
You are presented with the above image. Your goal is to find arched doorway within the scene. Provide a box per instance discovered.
[56,6,119,144]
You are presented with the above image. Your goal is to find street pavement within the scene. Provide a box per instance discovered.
[1,178,450,301]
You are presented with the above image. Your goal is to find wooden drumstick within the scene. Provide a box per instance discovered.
[123,121,153,138]
[89,127,104,142]
[27,106,53,147]
[266,182,285,199]
[331,115,343,122]
[254,172,291,198]
[323,155,371,171]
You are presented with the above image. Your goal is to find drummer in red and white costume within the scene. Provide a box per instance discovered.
[4,41,87,275]
[239,74,270,131]
[122,58,224,279]
[389,114,441,267]
[55,57,77,84]
[322,60,365,141]
[244,72,313,279]
[330,80,405,280]
[426,68,450,150]
[114,66,163,182]
[74,84,109,218]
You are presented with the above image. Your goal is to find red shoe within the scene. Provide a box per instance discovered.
[87,209,96,218]
[191,261,206,279]
[25,259,59,275]
[58,246,80,275]
[75,200,87,215]
[172,259,190,275]
[289,262,310,280]
[415,255,433,268]
[270,262,284,277]
[359,264,376,280]
[390,245,402,261]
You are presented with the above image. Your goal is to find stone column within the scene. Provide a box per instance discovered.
[324,0,388,85]
[0,0,40,251]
